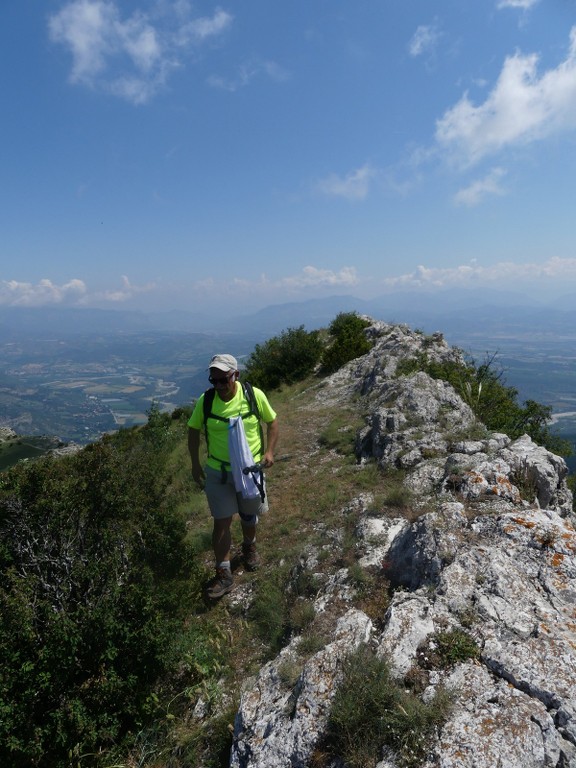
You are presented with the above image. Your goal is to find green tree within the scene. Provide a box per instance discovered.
[321,312,372,374]
[243,325,323,390]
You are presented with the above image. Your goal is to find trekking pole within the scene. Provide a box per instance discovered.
[242,462,265,475]
[242,454,292,474]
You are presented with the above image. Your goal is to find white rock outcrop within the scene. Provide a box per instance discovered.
[229,321,575,767]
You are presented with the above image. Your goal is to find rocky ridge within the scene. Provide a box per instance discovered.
[229,321,575,768]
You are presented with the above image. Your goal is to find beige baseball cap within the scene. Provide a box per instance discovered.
[208,354,238,372]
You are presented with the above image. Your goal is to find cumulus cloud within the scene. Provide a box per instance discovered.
[453,167,507,206]
[279,266,358,289]
[315,165,376,200]
[87,275,156,303]
[0,279,87,306]
[0,276,157,307]
[436,27,576,166]
[382,257,576,290]
[49,0,232,104]
[197,266,358,302]
[408,23,441,58]
[226,266,358,292]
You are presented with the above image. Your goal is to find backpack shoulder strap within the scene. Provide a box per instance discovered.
[241,381,264,456]
[242,381,261,421]
[202,388,225,452]
[203,387,216,426]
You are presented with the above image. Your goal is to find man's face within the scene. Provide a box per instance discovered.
[209,367,237,401]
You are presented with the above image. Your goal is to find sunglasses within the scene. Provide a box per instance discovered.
[209,373,234,386]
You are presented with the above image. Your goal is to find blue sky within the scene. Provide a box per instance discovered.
[2,0,576,314]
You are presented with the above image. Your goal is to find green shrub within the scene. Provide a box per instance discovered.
[417,629,480,669]
[0,427,202,767]
[321,312,372,374]
[243,325,323,390]
[326,645,452,768]
[397,352,572,456]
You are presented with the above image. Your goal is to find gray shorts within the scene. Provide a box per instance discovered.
[204,465,268,522]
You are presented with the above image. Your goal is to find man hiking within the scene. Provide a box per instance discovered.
[188,354,279,599]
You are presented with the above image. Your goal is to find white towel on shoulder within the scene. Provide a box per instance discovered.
[228,416,261,499]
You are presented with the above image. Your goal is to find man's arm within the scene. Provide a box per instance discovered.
[188,427,205,488]
[262,418,279,468]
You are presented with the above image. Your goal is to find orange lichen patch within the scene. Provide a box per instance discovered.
[566,622,576,633]
[511,517,537,529]
[540,623,551,634]
[479,717,497,737]
[551,553,565,568]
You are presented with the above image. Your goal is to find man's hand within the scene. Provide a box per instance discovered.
[262,419,279,469]
[261,452,274,469]
[192,465,206,490]
[188,427,205,489]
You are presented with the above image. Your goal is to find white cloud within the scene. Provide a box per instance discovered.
[315,165,376,201]
[5,260,576,312]
[207,58,289,91]
[183,8,233,41]
[408,23,441,58]
[0,279,87,306]
[453,167,507,206]
[279,266,358,289]
[0,276,157,307]
[194,266,358,304]
[49,0,116,81]
[226,266,358,293]
[436,27,576,166]
[382,257,576,291]
[87,275,156,303]
[49,1,233,104]
[497,0,539,9]
[0,269,357,310]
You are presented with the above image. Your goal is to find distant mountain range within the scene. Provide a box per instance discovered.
[1,293,574,469]
[221,290,576,342]
[1,289,575,345]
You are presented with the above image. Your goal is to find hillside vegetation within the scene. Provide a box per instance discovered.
[0,314,573,768]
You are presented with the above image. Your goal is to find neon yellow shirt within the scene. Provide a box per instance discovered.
[188,383,276,470]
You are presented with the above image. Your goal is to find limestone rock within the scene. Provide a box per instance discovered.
[230,610,373,768]
[227,321,575,767]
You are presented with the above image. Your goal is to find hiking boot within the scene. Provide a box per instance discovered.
[242,541,260,571]
[206,568,234,599]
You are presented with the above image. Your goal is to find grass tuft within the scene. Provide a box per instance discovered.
[324,645,452,768]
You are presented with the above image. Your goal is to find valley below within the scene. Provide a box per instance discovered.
[0,317,574,471]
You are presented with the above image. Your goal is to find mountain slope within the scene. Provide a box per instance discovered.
[216,321,576,767]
